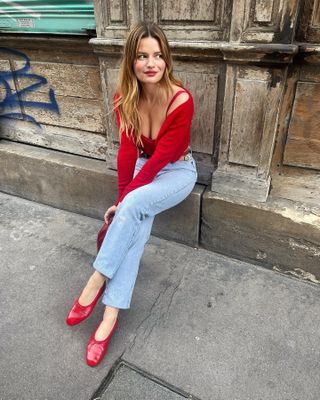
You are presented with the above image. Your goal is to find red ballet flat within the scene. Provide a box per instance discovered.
[65,281,106,326]
[86,318,119,367]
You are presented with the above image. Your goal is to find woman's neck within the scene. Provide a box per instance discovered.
[140,83,173,105]
[140,83,159,103]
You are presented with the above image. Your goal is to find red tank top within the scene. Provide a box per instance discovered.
[140,90,188,155]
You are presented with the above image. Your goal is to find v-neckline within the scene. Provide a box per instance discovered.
[141,89,189,141]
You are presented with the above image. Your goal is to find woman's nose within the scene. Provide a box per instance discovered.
[147,57,155,67]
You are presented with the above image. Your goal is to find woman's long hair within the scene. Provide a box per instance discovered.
[114,21,183,148]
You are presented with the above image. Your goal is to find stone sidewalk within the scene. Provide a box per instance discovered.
[1,192,319,400]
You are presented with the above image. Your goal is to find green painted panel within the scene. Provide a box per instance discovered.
[0,0,96,35]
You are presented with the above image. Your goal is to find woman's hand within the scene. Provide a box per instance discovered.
[104,205,117,225]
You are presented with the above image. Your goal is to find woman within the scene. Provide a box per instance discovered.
[65,21,197,367]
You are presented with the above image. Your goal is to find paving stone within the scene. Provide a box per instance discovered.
[0,192,202,400]
[123,235,320,400]
[99,364,189,400]
[1,192,320,400]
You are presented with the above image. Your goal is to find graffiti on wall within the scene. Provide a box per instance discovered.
[0,47,59,127]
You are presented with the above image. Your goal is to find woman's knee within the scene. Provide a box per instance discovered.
[117,191,147,220]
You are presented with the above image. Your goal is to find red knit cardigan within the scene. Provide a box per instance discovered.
[114,89,194,206]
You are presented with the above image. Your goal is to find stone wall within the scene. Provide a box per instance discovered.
[0,35,106,160]
[90,0,319,207]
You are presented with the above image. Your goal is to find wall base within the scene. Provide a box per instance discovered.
[201,188,320,282]
[0,141,203,247]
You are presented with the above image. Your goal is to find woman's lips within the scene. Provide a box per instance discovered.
[145,71,157,76]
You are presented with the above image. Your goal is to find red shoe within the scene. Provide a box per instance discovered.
[65,281,106,326]
[86,318,119,367]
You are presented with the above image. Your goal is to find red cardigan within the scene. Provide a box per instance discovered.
[114,89,194,206]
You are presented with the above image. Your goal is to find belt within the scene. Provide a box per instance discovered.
[140,148,192,161]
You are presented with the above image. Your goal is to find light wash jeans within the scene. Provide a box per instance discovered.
[93,152,198,309]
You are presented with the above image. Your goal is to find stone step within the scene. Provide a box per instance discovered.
[0,140,204,247]
[2,140,318,281]
[201,188,320,281]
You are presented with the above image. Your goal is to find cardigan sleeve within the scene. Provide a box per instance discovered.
[114,106,139,206]
[116,97,194,204]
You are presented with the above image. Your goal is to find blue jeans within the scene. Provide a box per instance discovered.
[93,153,198,309]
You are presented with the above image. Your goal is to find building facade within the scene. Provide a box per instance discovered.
[0,0,319,280]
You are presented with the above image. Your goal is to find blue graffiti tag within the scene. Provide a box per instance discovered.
[0,47,59,127]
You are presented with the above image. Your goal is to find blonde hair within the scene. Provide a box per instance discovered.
[114,21,183,148]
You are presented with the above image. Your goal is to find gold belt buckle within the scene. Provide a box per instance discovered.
[183,152,191,161]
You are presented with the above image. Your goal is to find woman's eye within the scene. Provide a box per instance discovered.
[137,54,162,60]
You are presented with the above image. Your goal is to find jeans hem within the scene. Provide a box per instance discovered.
[92,262,113,280]
[101,297,130,310]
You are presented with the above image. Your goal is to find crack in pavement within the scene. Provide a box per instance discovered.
[125,250,190,353]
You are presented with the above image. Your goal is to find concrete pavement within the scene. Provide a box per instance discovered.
[1,192,320,400]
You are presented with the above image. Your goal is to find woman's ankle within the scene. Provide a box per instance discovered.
[78,272,106,306]
[103,306,119,320]
[90,271,106,287]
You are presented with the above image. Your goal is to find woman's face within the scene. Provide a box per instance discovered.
[133,37,166,85]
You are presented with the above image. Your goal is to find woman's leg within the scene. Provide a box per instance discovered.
[93,158,197,302]
[77,157,150,308]
[94,215,154,339]
[101,214,154,309]
[77,270,106,306]
[91,157,197,339]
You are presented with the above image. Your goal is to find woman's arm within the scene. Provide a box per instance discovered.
[114,102,139,206]
[116,131,139,205]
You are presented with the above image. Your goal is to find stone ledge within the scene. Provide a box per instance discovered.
[0,140,202,246]
[211,169,271,203]
[89,38,298,63]
[0,34,92,51]
[0,140,117,219]
[201,188,320,281]
[153,184,205,247]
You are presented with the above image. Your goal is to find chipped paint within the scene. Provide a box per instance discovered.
[273,266,320,284]
[279,207,320,227]
[256,250,267,260]
[288,238,320,257]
